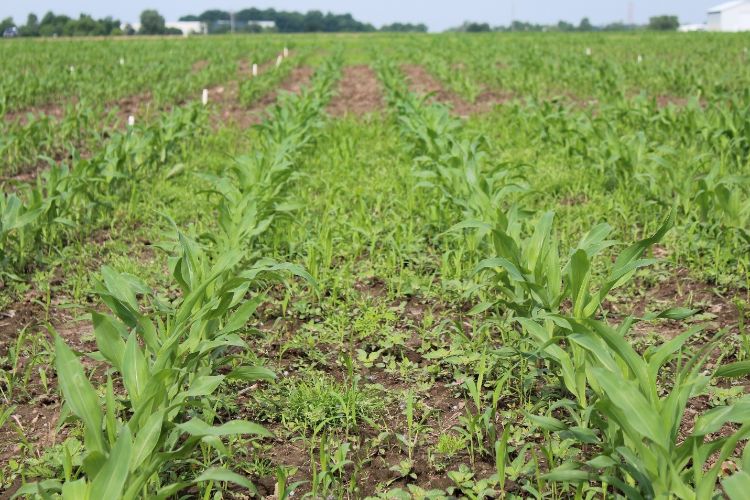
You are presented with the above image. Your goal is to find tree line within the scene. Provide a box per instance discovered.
[1,8,428,37]
[451,15,680,32]
[1,9,681,37]
[1,12,122,36]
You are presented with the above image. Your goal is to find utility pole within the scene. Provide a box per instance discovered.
[230,10,235,33]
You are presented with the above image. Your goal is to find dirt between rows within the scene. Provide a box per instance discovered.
[402,64,514,116]
[0,291,97,481]
[208,65,314,129]
[326,65,384,117]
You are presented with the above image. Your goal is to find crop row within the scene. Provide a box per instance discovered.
[378,60,750,498]
[13,56,342,498]
[0,37,289,113]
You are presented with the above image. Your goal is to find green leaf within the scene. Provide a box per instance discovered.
[101,266,140,312]
[568,249,591,319]
[591,367,664,447]
[475,257,525,281]
[130,410,164,472]
[223,295,264,333]
[723,471,750,500]
[226,366,276,382]
[90,426,132,499]
[92,313,126,371]
[525,413,567,432]
[177,418,273,438]
[122,332,149,404]
[194,468,257,495]
[694,397,750,435]
[651,307,696,320]
[715,361,750,378]
[54,335,105,454]
[185,375,225,398]
[542,468,591,482]
[586,455,616,468]
[61,478,90,500]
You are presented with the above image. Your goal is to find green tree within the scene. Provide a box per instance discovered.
[139,9,165,34]
[578,17,594,31]
[0,17,15,33]
[20,13,39,36]
[648,15,679,31]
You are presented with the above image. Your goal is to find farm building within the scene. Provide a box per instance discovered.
[165,21,208,36]
[707,1,750,31]
[123,21,207,36]
[678,23,707,32]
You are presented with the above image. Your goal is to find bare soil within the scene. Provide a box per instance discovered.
[326,65,384,117]
[402,65,513,116]
[0,289,96,478]
[209,66,314,129]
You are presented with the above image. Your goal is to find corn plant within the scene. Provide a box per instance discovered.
[540,319,750,499]
[13,56,342,499]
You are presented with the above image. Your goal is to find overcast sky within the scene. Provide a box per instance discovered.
[2,1,717,31]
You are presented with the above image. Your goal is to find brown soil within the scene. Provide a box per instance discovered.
[209,66,314,129]
[326,65,384,117]
[603,268,740,343]
[241,291,503,498]
[402,65,513,116]
[623,268,743,340]
[191,59,209,74]
[108,91,154,125]
[0,288,97,481]
[653,94,707,109]
[2,102,70,125]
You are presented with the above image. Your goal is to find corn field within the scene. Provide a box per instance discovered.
[1,32,750,499]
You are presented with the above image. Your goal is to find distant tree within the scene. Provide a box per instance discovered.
[602,22,638,31]
[578,17,594,31]
[180,8,373,33]
[381,22,428,32]
[556,20,575,32]
[464,22,491,32]
[648,15,679,31]
[140,9,165,34]
[304,10,325,31]
[0,17,15,32]
[19,14,39,36]
[197,9,229,23]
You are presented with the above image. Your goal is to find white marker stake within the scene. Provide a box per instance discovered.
[585,47,591,56]
[127,115,135,127]
[119,57,125,66]
[637,54,643,64]
[202,88,208,106]
[276,55,283,68]
[69,65,75,73]
[252,63,258,76]
[283,47,289,58]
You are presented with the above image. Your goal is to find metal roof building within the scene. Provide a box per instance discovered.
[707,1,750,31]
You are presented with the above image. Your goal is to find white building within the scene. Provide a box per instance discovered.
[122,21,207,36]
[678,23,707,32]
[707,1,750,31]
[247,20,276,30]
[166,21,207,36]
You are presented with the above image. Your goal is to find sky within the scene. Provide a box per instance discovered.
[2,1,718,31]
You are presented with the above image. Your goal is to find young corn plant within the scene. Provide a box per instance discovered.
[14,59,342,499]
[540,319,750,499]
